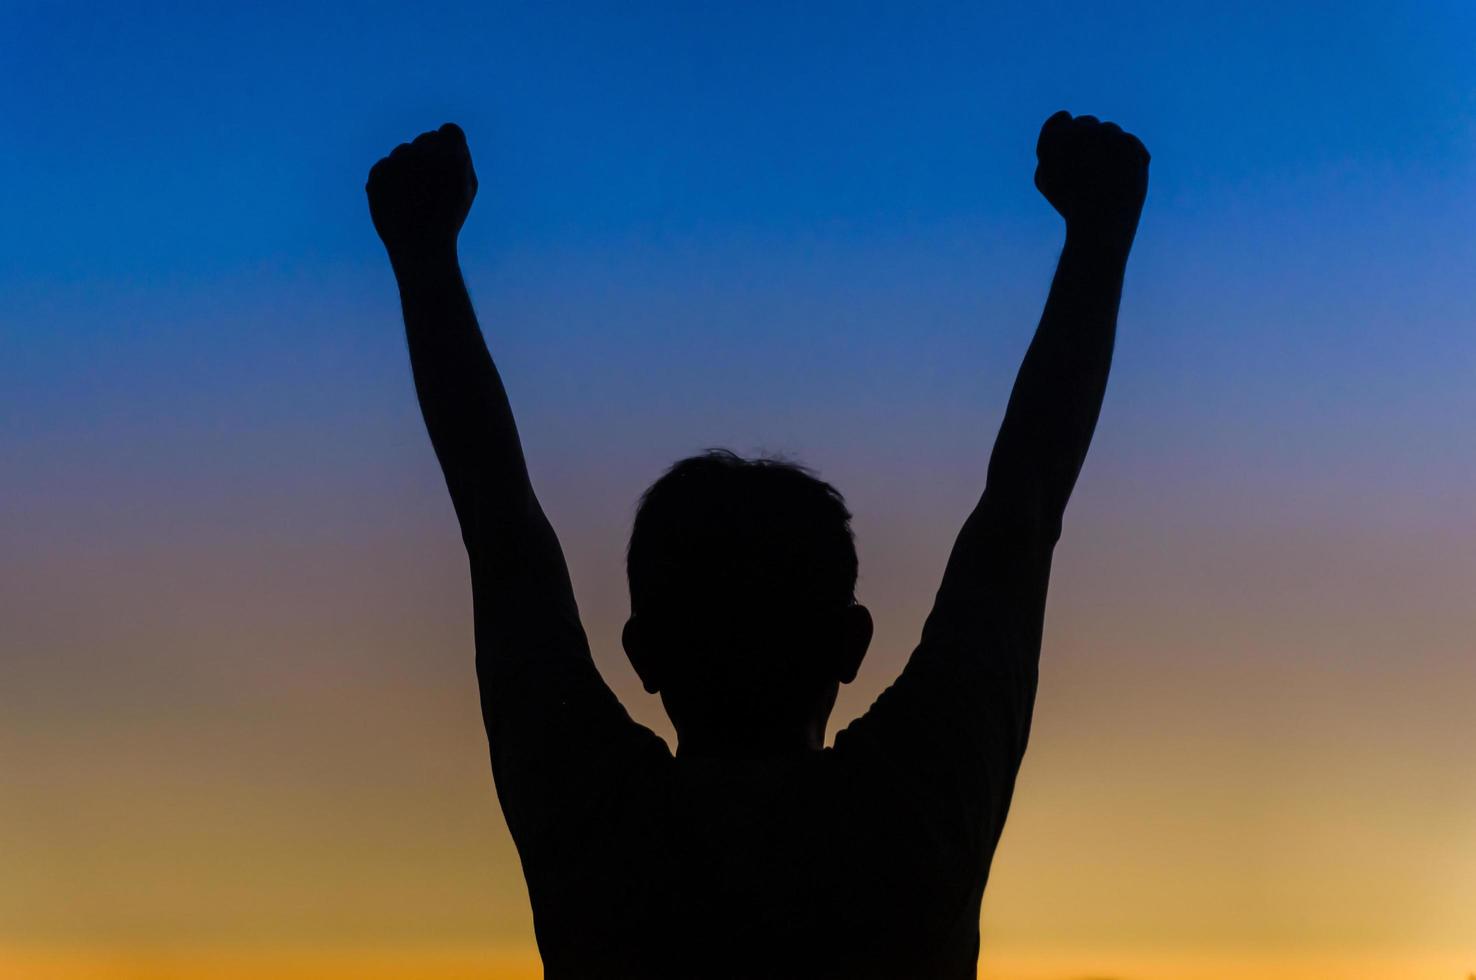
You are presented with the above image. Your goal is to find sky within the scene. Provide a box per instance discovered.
[2,2,1475,978]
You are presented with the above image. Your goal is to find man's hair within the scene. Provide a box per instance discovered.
[627,450,858,622]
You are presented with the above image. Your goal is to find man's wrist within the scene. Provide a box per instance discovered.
[1063,220,1136,262]
[389,242,462,286]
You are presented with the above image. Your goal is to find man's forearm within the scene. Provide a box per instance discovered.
[365,122,542,556]
[982,231,1129,534]
[975,110,1148,542]
[394,252,540,551]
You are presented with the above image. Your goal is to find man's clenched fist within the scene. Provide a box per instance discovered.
[1034,111,1149,247]
[367,122,478,266]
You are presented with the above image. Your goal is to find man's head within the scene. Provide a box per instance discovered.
[623,450,873,758]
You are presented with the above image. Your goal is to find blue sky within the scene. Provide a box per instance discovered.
[6,1,1473,515]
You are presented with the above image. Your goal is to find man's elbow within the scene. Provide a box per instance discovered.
[975,484,1065,551]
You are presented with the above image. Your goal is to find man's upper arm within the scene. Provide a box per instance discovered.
[834,490,1053,845]
[467,506,667,851]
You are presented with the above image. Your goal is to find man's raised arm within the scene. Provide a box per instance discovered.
[837,112,1148,843]
[366,124,558,587]
[929,110,1149,643]
[367,125,660,843]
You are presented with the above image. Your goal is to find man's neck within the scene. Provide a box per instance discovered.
[675,722,826,760]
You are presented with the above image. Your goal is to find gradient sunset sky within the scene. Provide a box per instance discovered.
[3,2,1474,978]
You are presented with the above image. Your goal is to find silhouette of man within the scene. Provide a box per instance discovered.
[368,110,1148,979]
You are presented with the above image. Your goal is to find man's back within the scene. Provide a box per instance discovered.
[502,631,1037,979]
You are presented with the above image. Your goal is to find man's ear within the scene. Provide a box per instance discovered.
[835,603,873,685]
[622,616,663,694]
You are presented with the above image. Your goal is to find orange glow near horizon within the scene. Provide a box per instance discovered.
[3,947,1473,980]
